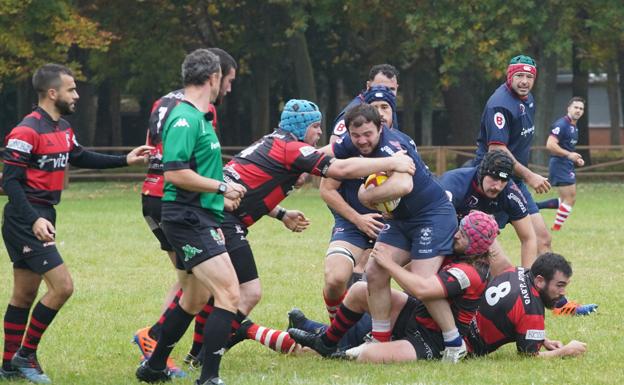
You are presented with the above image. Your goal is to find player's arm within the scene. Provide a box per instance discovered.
[325,150,415,180]
[538,340,587,358]
[509,216,537,268]
[358,171,413,210]
[546,135,584,166]
[164,169,245,200]
[369,247,447,300]
[488,144,550,194]
[320,177,383,239]
[268,205,310,233]
[69,143,153,168]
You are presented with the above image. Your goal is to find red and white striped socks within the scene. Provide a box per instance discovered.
[246,323,296,354]
[552,202,573,231]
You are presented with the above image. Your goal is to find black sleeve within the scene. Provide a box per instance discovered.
[69,149,127,169]
[1,163,40,226]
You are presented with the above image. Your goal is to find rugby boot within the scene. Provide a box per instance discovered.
[195,377,226,385]
[0,366,22,380]
[135,360,172,383]
[10,349,51,384]
[440,339,467,363]
[553,301,598,316]
[288,308,327,334]
[183,353,201,371]
[288,328,337,357]
[134,327,186,378]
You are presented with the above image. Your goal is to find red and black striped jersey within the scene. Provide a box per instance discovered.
[2,107,82,206]
[223,129,333,227]
[141,89,217,197]
[412,258,489,336]
[466,267,545,356]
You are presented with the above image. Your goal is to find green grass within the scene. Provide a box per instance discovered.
[0,182,622,385]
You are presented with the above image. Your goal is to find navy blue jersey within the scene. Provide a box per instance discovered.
[549,115,578,155]
[333,128,448,219]
[475,84,535,170]
[466,267,545,356]
[439,167,529,225]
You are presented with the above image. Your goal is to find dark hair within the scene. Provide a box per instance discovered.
[181,49,221,86]
[530,252,573,282]
[208,48,237,76]
[32,63,74,98]
[344,103,382,131]
[567,96,585,107]
[368,64,399,82]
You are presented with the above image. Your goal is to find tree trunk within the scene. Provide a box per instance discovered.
[401,64,417,142]
[606,58,621,145]
[109,83,122,146]
[288,31,317,102]
[70,81,98,146]
[572,42,590,163]
[420,92,433,146]
[441,72,482,146]
[533,50,558,166]
[95,81,111,146]
[251,61,270,141]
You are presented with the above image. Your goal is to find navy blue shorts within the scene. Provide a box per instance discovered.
[330,214,375,250]
[549,157,576,186]
[142,194,174,252]
[377,203,456,259]
[161,203,227,273]
[494,179,539,228]
[2,202,63,274]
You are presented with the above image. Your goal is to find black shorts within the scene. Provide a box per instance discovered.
[161,203,228,273]
[142,194,173,252]
[2,202,63,274]
[221,212,258,284]
[392,297,444,360]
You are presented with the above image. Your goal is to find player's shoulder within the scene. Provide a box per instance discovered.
[486,84,516,111]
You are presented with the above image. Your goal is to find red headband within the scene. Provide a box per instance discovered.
[506,63,537,86]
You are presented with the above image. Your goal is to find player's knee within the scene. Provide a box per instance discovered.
[55,278,74,302]
[10,290,37,309]
[214,283,240,311]
[239,286,262,311]
[324,267,351,291]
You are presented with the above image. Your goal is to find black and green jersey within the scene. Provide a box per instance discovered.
[161,101,224,221]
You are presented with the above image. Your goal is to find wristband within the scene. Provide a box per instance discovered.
[276,207,287,221]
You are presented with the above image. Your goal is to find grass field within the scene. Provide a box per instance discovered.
[0,182,622,385]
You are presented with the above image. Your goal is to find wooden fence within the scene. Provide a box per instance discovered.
[64,145,624,181]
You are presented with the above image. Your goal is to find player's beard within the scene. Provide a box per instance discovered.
[55,98,75,116]
[538,288,559,309]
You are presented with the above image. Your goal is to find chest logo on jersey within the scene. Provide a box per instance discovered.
[37,153,68,170]
[173,118,190,128]
[468,195,479,207]
[419,227,433,245]
[494,112,506,129]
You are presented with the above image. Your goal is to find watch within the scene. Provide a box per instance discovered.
[217,182,227,195]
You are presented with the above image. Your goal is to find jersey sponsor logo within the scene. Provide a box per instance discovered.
[448,267,471,290]
[494,112,506,129]
[37,153,69,170]
[6,138,33,153]
[381,145,395,155]
[173,118,190,128]
[520,125,535,137]
[419,227,433,246]
[182,244,203,262]
[223,165,240,181]
[211,142,221,150]
[333,120,347,136]
[525,329,545,340]
[507,192,527,213]
[299,146,316,157]
[551,126,561,135]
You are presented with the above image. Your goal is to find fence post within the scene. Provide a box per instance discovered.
[436,147,447,175]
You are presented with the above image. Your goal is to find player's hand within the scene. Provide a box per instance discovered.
[370,246,395,270]
[390,151,416,175]
[566,152,584,167]
[224,182,246,200]
[294,173,308,189]
[355,213,385,239]
[562,340,587,356]
[526,171,551,194]
[126,145,154,165]
[224,197,240,211]
[282,210,310,233]
[543,338,564,350]
[32,217,56,242]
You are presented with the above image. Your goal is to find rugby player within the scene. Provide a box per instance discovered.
[1,63,151,383]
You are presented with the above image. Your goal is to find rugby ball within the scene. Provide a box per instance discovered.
[364,173,401,213]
